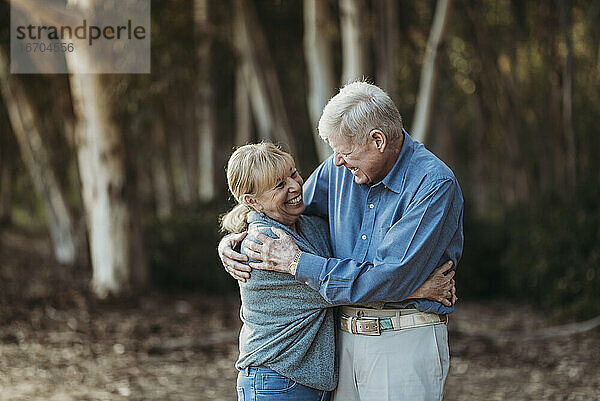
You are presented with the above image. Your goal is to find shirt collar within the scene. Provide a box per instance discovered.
[378,129,416,193]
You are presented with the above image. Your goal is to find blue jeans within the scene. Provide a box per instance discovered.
[237,367,330,401]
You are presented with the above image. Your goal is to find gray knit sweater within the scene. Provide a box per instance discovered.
[235,211,337,391]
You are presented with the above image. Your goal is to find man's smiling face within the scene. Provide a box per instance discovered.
[328,133,388,185]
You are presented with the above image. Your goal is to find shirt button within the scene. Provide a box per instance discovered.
[369,204,374,209]
[361,235,367,240]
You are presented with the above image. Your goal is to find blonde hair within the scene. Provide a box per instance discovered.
[221,142,296,233]
[318,80,403,146]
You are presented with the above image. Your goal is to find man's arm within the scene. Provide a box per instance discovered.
[247,178,463,305]
[245,229,457,306]
[298,178,463,304]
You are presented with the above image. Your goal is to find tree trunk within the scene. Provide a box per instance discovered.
[234,65,253,146]
[65,0,146,297]
[558,0,576,186]
[340,0,366,84]
[412,0,453,145]
[234,0,297,156]
[169,123,194,207]
[195,0,217,202]
[598,40,600,74]
[303,0,334,161]
[151,117,174,219]
[374,0,400,104]
[0,156,12,224]
[0,47,78,264]
[232,6,256,145]
[0,122,15,224]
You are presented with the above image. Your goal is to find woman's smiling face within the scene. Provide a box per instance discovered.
[252,167,305,228]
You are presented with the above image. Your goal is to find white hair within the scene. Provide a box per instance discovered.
[318,81,403,146]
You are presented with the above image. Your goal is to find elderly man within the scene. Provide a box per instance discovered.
[220,81,464,401]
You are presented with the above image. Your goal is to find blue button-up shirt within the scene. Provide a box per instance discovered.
[296,132,464,314]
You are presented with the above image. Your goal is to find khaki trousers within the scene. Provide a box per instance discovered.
[332,319,449,401]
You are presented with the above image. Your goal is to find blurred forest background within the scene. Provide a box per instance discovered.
[1,0,600,399]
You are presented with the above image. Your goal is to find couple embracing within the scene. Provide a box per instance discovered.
[218,81,464,401]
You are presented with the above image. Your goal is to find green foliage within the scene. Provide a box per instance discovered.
[144,207,238,294]
[460,180,600,320]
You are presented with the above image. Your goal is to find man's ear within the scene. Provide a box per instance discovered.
[369,129,387,153]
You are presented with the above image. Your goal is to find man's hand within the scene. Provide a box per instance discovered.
[243,228,300,274]
[218,232,250,282]
[408,261,457,307]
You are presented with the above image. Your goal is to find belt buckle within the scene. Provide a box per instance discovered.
[355,317,380,336]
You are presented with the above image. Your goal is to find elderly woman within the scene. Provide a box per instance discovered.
[221,142,454,401]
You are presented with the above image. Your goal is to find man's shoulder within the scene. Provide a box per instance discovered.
[408,143,457,185]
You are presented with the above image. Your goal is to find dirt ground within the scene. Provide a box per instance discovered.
[1,229,599,401]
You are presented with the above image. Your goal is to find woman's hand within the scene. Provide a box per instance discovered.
[243,228,300,274]
[408,261,457,307]
[218,232,250,282]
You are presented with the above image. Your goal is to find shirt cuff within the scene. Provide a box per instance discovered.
[295,252,328,291]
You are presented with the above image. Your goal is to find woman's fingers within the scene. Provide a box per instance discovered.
[218,232,249,263]
[226,258,251,272]
[226,265,251,282]
[222,246,249,264]
[218,232,251,282]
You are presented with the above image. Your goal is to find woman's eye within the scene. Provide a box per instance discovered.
[276,182,284,188]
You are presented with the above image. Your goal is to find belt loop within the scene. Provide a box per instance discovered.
[347,316,354,334]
